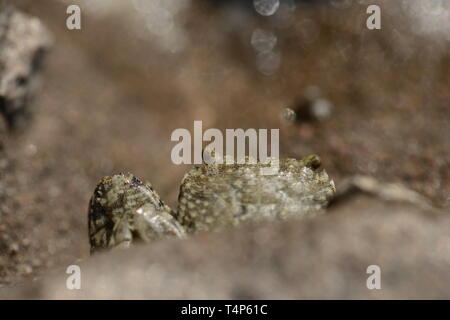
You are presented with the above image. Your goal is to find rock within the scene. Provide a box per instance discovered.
[1,194,449,299]
[0,6,52,130]
[17,263,33,276]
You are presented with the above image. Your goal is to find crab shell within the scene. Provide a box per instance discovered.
[88,156,335,252]
[175,156,335,233]
[88,174,185,253]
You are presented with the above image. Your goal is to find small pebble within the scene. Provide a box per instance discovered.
[8,242,20,255]
[18,264,33,275]
[280,108,297,124]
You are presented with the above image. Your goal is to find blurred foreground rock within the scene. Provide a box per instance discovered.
[1,194,448,299]
[0,7,51,130]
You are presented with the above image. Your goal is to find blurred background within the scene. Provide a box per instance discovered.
[0,0,448,288]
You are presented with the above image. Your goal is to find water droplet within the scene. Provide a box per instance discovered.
[256,50,281,75]
[311,98,333,121]
[253,0,280,16]
[251,29,277,53]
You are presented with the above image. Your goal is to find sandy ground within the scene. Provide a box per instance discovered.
[0,0,448,291]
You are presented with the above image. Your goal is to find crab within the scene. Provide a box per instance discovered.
[88,155,335,253]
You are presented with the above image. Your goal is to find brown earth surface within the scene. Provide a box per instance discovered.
[1,195,449,299]
[0,0,448,296]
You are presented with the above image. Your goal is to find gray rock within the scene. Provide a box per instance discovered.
[0,7,52,130]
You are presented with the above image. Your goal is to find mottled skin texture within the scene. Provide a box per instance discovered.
[176,155,335,233]
[88,155,335,252]
[88,174,185,254]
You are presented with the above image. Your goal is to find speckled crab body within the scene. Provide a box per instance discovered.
[88,155,335,253]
